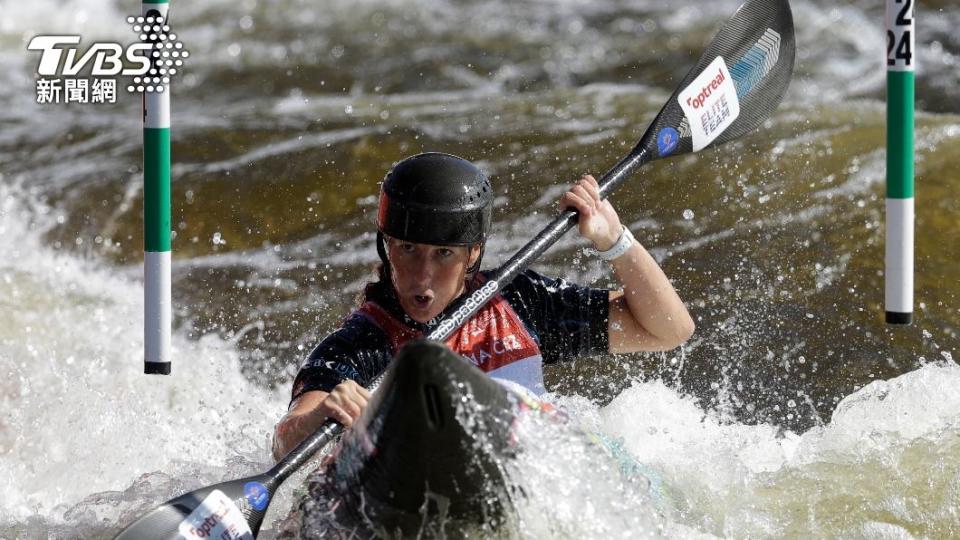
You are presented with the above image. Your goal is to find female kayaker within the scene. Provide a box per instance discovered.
[272,152,695,459]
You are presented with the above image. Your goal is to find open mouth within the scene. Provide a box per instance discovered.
[412,294,433,309]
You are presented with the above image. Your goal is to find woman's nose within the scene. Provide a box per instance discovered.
[403,250,431,281]
[414,260,435,283]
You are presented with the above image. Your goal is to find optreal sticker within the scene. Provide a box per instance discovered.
[678,56,740,151]
[244,481,270,512]
[178,489,254,540]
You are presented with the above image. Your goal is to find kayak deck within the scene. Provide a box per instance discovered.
[280,339,521,538]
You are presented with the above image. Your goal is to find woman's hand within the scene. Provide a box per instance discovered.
[272,380,371,460]
[314,380,371,427]
[558,173,695,354]
[559,174,624,251]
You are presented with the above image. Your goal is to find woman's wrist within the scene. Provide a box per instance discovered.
[592,226,622,252]
[595,226,634,261]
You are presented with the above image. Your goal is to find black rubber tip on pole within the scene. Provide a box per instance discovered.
[885,311,913,325]
[144,362,172,375]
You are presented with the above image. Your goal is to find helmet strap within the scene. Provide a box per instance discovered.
[467,243,485,276]
[376,231,388,264]
[375,231,393,282]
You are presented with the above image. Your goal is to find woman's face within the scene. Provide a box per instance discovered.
[387,238,481,324]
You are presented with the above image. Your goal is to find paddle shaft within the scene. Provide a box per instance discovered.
[272,147,650,485]
[116,1,796,536]
[282,0,796,462]
[428,148,649,342]
[257,0,796,523]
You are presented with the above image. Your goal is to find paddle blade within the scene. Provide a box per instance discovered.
[639,0,795,160]
[114,474,275,540]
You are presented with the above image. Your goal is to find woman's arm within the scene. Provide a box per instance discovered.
[272,381,371,460]
[560,174,695,353]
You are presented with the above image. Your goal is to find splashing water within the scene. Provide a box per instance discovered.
[2,0,959,536]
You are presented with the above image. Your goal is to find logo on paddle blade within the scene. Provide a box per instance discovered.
[178,489,253,540]
[729,28,782,97]
[244,482,270,511]
[656,127,679,156]
[678,56,740,151]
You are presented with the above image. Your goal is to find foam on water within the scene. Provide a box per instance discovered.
[1,168,957,536]
[506,405,665,538]
[3,0,960,536]
[474,357,959,537]
[539,360,960,537]
[0,184,288,529]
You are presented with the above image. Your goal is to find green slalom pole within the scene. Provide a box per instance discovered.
[885,0,914,325]
[143,0,172,373]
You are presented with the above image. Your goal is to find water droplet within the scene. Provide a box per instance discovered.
[682,209,694,220]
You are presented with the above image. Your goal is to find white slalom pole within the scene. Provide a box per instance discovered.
[143,0,172,373]
[885,0,914,325]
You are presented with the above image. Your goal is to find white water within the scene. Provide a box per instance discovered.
[2,181,958,537]
[461,356,958,539]
[3,0,959,537]
[600,365,960,537]
[0,185,290,535]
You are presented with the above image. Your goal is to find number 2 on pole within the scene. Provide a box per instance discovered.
[895,0,912,25]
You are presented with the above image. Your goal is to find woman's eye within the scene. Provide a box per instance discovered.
[400,243,415,253]
[437,248,453,258]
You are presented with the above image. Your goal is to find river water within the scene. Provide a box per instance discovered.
[1,0,958,537]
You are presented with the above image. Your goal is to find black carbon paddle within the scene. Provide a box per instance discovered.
[116,1,795,537]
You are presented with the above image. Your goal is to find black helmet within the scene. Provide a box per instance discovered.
[377,152,493,245]
[376,153,493,275]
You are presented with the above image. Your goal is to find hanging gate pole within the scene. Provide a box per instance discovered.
[143,0,173,373]
[885,0,915,325]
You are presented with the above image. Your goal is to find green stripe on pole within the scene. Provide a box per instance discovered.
[144,127,171,252]
[886,70,914,199]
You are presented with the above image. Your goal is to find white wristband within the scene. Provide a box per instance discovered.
[595,226,634,261]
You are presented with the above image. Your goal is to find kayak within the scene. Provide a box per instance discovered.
[114,338,668,540]
[276,339,672,538]
[278,339,527,538]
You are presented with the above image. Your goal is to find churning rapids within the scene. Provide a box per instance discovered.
[2,0,959,537]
